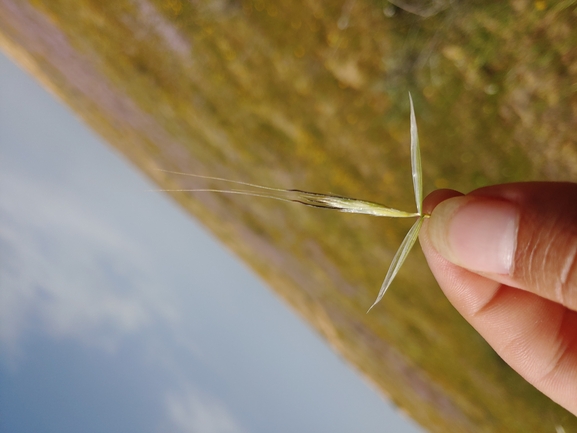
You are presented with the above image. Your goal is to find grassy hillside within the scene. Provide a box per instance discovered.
[1,0,576,430]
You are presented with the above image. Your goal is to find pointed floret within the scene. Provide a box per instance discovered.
[409,93,423,215]
[368,216,424,311]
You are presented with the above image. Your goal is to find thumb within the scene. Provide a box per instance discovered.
[426,182,577,310]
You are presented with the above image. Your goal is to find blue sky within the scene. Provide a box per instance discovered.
[0,51,423,433]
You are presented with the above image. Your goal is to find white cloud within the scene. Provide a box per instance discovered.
[0,168,171,355]
[165,386,246,433]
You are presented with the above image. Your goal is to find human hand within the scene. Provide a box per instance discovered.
[419,182,577,415]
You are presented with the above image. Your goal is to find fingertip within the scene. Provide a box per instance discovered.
[422,189,463,215]
[425,195,520,276]
[419,189,464,289]
[420,189,462,258]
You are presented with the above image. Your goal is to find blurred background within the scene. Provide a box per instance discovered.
[0,52,423,433]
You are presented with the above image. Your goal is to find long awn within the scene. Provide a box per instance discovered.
[155,93,428,311]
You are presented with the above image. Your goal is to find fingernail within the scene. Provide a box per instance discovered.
[428,196,519,275]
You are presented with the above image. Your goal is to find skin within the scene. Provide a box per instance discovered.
[419,182,577,415]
